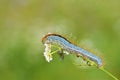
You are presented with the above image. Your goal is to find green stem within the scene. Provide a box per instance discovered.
[100,67,119,80]
[51,46,61,54]
[51,49,60,54]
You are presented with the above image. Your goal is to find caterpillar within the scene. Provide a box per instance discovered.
[42,33,103,68]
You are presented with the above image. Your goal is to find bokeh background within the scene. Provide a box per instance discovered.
[0,0,120,80]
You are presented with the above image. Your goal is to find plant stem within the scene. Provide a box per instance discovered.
[100,67,119,80]
[51,46,61,54]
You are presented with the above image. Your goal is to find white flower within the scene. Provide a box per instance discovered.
[43,43,53,62]
[63,50,69,55]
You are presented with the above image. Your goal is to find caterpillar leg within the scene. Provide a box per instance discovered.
[57,49,64,60]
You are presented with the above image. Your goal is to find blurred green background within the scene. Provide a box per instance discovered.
[0,0,120,80]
